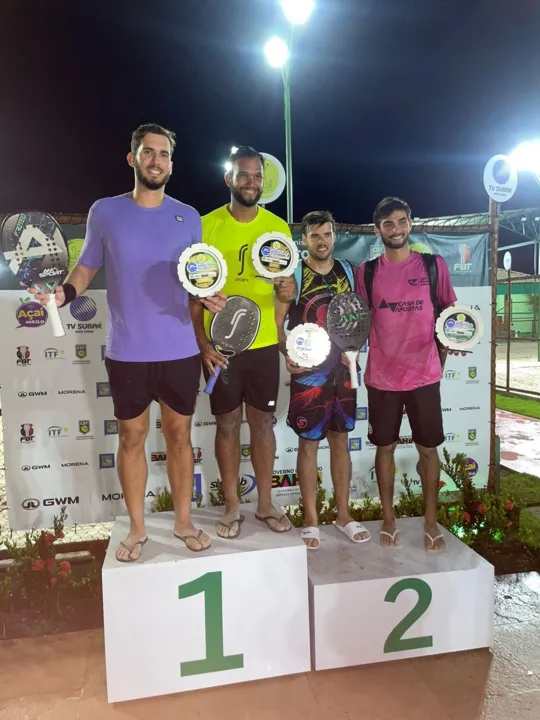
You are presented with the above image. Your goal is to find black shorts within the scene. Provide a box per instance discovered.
[202,344,280,416]
[366,381,444,448]
[104,354,201,421]
[287,364,357,440]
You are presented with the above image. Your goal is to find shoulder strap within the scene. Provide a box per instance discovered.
[420,252,447,369]
[335,258,355,292]
[421,253,440,314]
[363,257,379,309]
[293,262,303,305]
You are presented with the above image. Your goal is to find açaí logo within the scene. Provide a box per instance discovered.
[16,296,47,328]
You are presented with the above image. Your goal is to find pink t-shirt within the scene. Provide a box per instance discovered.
[355,252,457,392]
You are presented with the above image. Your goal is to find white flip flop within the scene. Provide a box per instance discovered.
[334,521,371,544]
[380,529,403,549]
[300,526,320,550]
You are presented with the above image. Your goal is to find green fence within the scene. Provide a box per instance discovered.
[496,276,540,395]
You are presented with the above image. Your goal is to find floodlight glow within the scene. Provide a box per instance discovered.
[264,37,289,69]
[280,0,315,25]
[509,141,540,174]
[230,146,238,154]
[224,161,232,172]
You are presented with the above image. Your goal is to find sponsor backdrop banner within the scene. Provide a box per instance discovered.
[0,221,490,530]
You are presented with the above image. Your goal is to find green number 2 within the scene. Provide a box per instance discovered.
[383,578,433,654]
[178,571,244,677]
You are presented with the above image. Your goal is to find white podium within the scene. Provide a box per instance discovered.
[102,507,311,703]
[307,517,494,670]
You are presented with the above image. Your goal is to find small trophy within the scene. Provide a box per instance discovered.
[286,323,332,368]
[177,243,228,298]
[252,232,300,280]
[435,305,484,352]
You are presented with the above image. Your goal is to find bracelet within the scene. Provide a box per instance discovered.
[60,283,77,307]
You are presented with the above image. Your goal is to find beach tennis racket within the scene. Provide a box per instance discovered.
[204,296,261,395]
[327,292,371,390]
[0,211,68,337]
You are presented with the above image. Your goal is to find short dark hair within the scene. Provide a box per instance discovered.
[131,123,176,155]
[373,197,411,228]
[301,210,336,237]
[228,145,264,172]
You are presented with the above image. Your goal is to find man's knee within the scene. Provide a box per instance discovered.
[246,405,274,437]
[298,437,319,457]
[119,419,148,450]
[416,444,439,461]
[216,407,242,440]
[376,442,398,456]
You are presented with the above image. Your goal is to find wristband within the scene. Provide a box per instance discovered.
[60,283,77,307]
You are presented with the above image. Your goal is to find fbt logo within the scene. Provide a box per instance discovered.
[466,429,478,445]
[16,346,31,367]
[349,437,362,451]
[104,420,118,435]
[466,366,479,384]
[44,347,65,360]
[454,243,472,274]
[99,453,115,469]
[20,423,35,443]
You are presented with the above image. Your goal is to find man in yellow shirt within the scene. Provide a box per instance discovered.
[190,145,296,539]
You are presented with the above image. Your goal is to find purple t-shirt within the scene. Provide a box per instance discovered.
[355,252,457,392]
[78,193,201,362]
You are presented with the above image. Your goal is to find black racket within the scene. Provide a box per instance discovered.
[327,292,371,389]
[204,296,261,395]
[0,211,69,337]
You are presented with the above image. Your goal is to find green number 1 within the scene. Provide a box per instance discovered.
[383,578,433,654]
[178,571,244,677]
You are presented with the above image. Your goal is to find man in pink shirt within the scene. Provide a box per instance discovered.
[355,197,458,552]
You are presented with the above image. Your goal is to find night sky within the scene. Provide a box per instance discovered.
[3,0,540,230]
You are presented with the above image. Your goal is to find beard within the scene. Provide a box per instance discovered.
[135,162,171,191]
[230,185,262,208]
[381,232,409,250]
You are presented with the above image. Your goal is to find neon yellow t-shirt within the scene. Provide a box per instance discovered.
[201,204,292,350]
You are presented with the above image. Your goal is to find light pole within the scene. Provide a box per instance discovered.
[264,0,314,224]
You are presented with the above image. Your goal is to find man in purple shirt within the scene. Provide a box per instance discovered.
[29,123,223,561]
